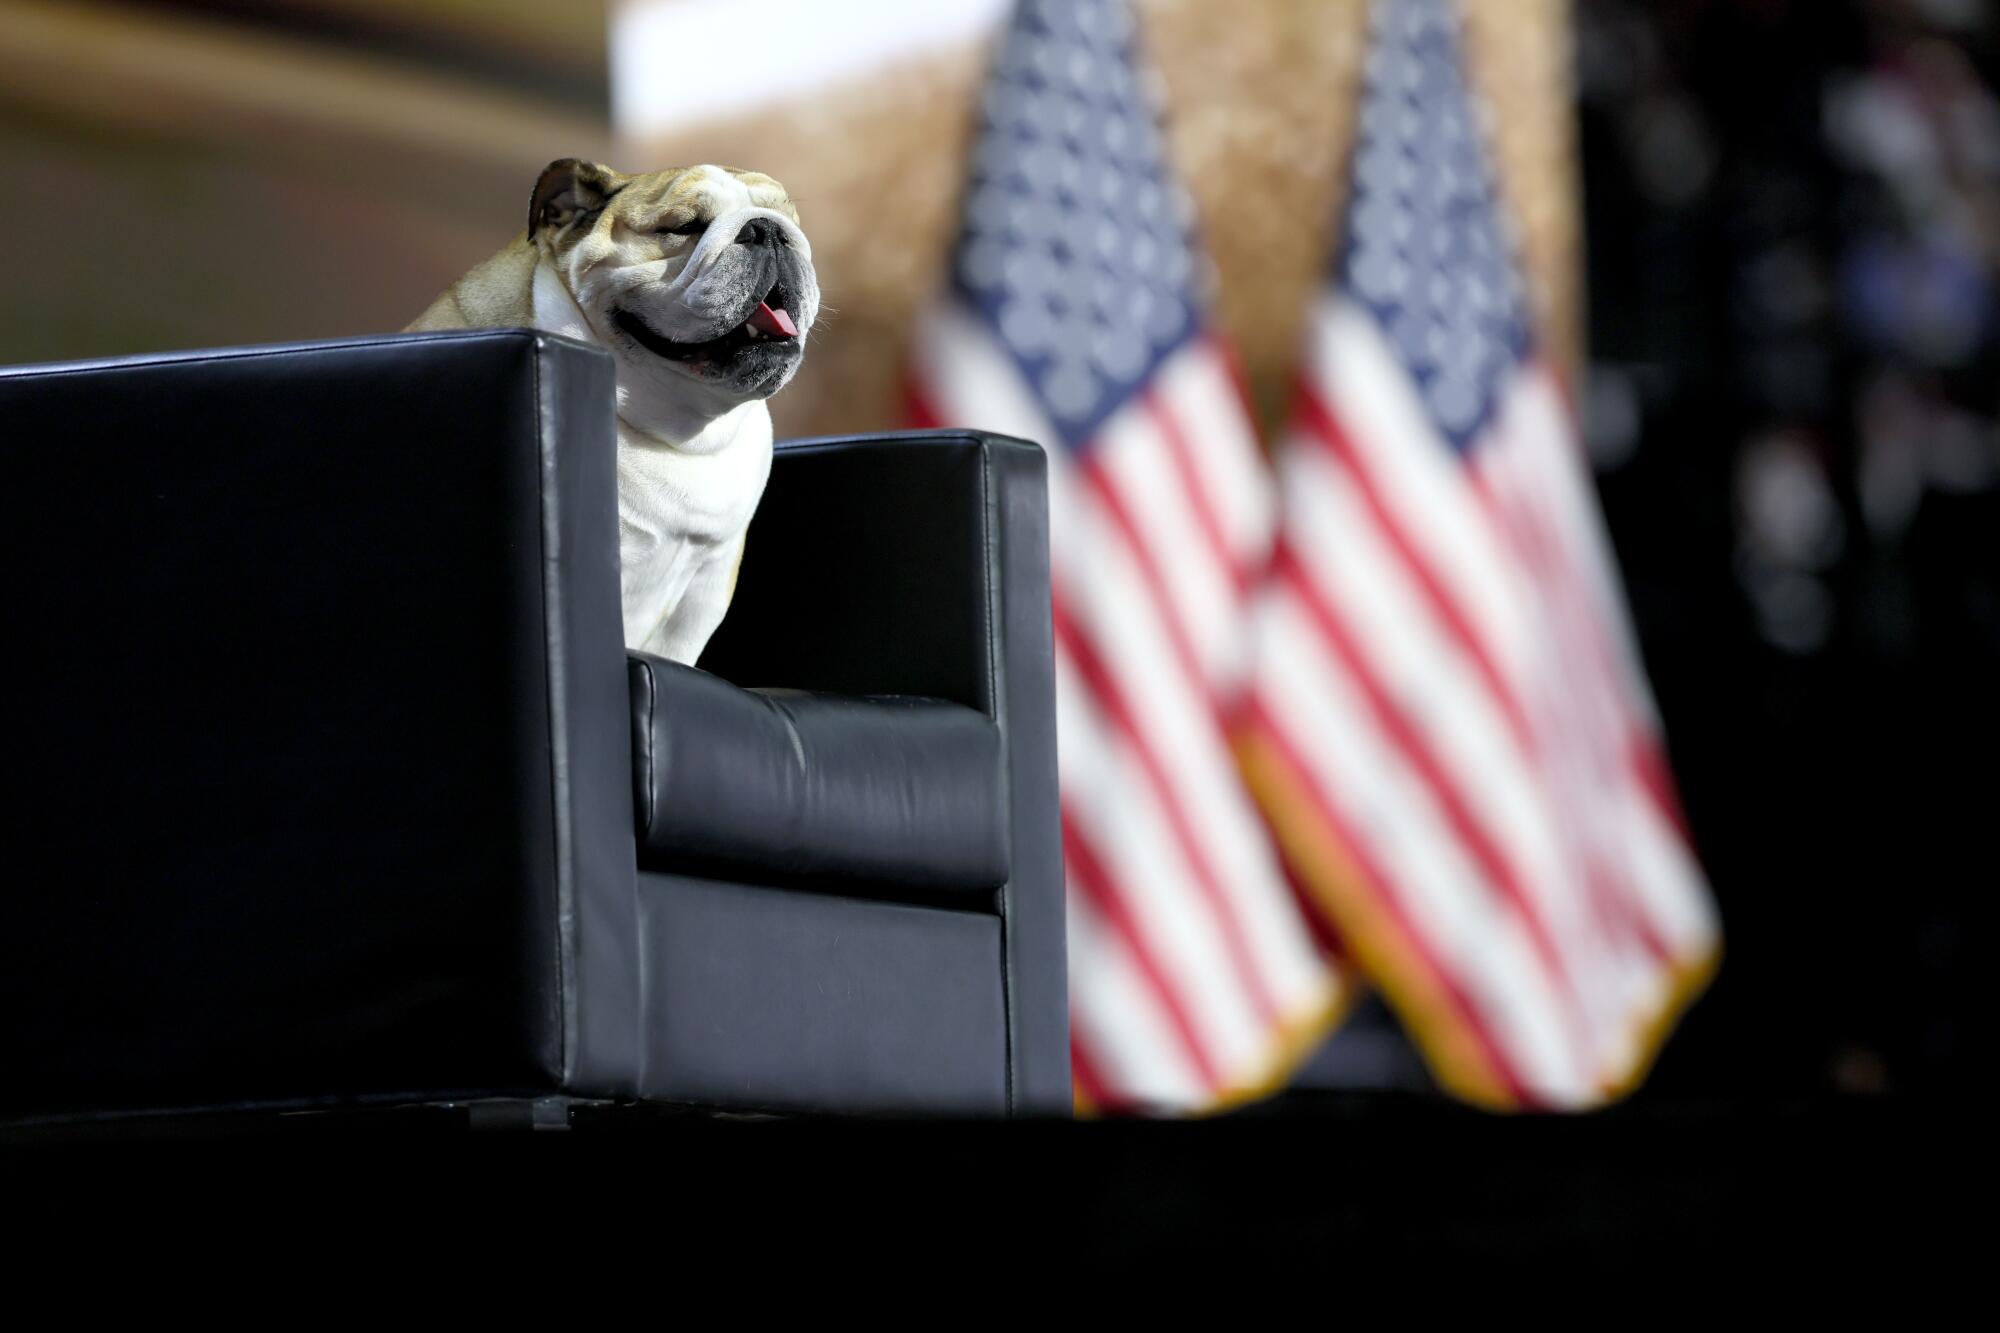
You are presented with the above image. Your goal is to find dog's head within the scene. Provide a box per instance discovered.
[530,159,819,412]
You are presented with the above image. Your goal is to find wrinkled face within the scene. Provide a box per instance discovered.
[530,160,819,405]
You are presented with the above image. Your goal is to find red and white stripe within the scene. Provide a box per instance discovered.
[1244,296,1720,1109]
[911,302,1345,1113]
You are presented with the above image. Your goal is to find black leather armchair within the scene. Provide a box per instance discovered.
[0,329,1068,1121]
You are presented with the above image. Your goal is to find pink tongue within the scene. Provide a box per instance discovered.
[746,301,797,338]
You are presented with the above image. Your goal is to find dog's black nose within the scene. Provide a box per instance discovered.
[735,218,780,247]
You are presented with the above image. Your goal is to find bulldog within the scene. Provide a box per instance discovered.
[408,159,819,664]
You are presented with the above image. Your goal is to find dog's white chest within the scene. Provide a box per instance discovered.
[616,406,772,646]
[528,257,780,656]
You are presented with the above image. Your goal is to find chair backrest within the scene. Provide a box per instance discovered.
[0,331,641,1115]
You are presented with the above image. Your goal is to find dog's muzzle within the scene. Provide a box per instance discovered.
[613,205,816,392]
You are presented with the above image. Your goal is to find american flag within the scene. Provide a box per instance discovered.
[907,0,1345,1113]
[1237,0,1722,1109]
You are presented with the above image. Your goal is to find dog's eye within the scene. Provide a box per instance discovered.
[658,219,705,238]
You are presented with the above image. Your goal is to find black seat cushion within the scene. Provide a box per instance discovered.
[627,653,1008,896]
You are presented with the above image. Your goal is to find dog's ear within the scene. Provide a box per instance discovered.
[530,159,622,234]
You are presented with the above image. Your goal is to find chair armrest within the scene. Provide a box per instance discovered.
[701,429,1071,1114]
[700,430,1028,714]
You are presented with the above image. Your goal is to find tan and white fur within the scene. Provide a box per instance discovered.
[408,160,819,663]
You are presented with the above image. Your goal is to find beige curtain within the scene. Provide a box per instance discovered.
[0,0,1577,433]
[616,0,1582,444]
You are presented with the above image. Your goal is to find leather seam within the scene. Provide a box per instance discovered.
[640,662,659,846]
[0,329,554,384]
[977,439,1018,1116]
[532,338,577,1087]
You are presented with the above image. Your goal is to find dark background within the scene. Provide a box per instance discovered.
[1582,0,1987,1104]
[1296,0,1990,1108]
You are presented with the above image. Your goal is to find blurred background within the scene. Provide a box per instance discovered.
[2,0,1984,1107]
[1572,0,1987,1106]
